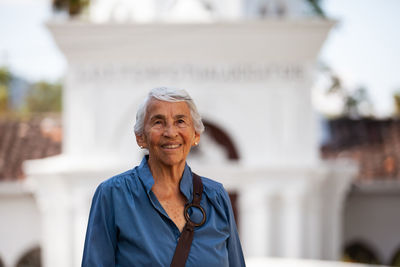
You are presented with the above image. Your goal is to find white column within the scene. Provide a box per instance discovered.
[305,189,323,259]
[320,163,354,260]
[280,184,306,258]
[239,184,278,257]
[71,187,92,267]
[35,177,72,267]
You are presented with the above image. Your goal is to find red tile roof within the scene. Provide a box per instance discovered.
[321,118,400,182]
[0,116,62,180]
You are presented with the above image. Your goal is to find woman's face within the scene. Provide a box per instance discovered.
[136,99,200,169]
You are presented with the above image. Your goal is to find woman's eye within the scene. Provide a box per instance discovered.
[177,119,188,127]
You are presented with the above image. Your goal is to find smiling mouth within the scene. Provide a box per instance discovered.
[161,144,182,149]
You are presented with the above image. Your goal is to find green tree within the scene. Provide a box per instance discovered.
[25,81,62,113]
[0,67,11,114]
[320,64,374,118]
[52,0,89,16]
[306,0,325,17]
[394,92,400,118]
[344,87,373,118]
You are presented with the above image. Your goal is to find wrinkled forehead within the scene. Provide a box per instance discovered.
[145,98,191,119]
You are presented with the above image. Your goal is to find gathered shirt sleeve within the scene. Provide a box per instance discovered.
[219,187,246,266]
[82,182,117,267]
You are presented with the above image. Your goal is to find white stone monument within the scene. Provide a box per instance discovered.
[25,1,356,266]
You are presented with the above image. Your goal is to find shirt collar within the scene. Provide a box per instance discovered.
[136,156,193,202]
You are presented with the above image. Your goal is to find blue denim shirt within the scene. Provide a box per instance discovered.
[82,156,245,266]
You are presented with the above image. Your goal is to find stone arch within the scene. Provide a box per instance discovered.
[390,245,400,266]
[190,119,240,224]
[15,246,41,267]
[343,240,381,265]
[199,119,240,161]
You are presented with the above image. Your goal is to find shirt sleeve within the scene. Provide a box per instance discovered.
[220,187,246,267]
[82,183,117,267]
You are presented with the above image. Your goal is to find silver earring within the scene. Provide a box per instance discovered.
[195,142,198,146]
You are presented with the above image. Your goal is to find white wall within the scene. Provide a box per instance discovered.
[343,184,400,265]
[49,20,333,168]
[0,183,41,267]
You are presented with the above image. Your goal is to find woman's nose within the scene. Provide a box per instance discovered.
[163,124,178,137]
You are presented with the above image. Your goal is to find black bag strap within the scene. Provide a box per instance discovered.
[170,173,206,267]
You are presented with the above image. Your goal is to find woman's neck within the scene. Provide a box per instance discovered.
[147,158,185,189]
[147,158,188,231]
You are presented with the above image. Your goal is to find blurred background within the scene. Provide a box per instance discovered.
[1,0,400,266]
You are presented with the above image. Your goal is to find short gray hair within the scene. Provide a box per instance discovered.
[134,87,205,135]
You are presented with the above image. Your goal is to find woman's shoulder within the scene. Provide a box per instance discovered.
[97,168,140,194]
[200,176,224,191]
[198,175,235,223]
[199,175,230,202]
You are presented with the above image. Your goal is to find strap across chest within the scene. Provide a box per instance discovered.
[170,173,206,267]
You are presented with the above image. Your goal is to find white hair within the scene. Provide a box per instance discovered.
[134,87,205,135]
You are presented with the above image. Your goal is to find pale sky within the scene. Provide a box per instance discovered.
[0,0,65,81]
[320,0,400,117]
[0,0,399,116]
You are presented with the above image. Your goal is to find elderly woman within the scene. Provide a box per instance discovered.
[82,87,245,266]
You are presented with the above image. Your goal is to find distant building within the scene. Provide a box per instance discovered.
[322,118,400,266]
[0,116,61,267]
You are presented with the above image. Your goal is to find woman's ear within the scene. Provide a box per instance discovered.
[193,132,200,146]
[136,134,146,149]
